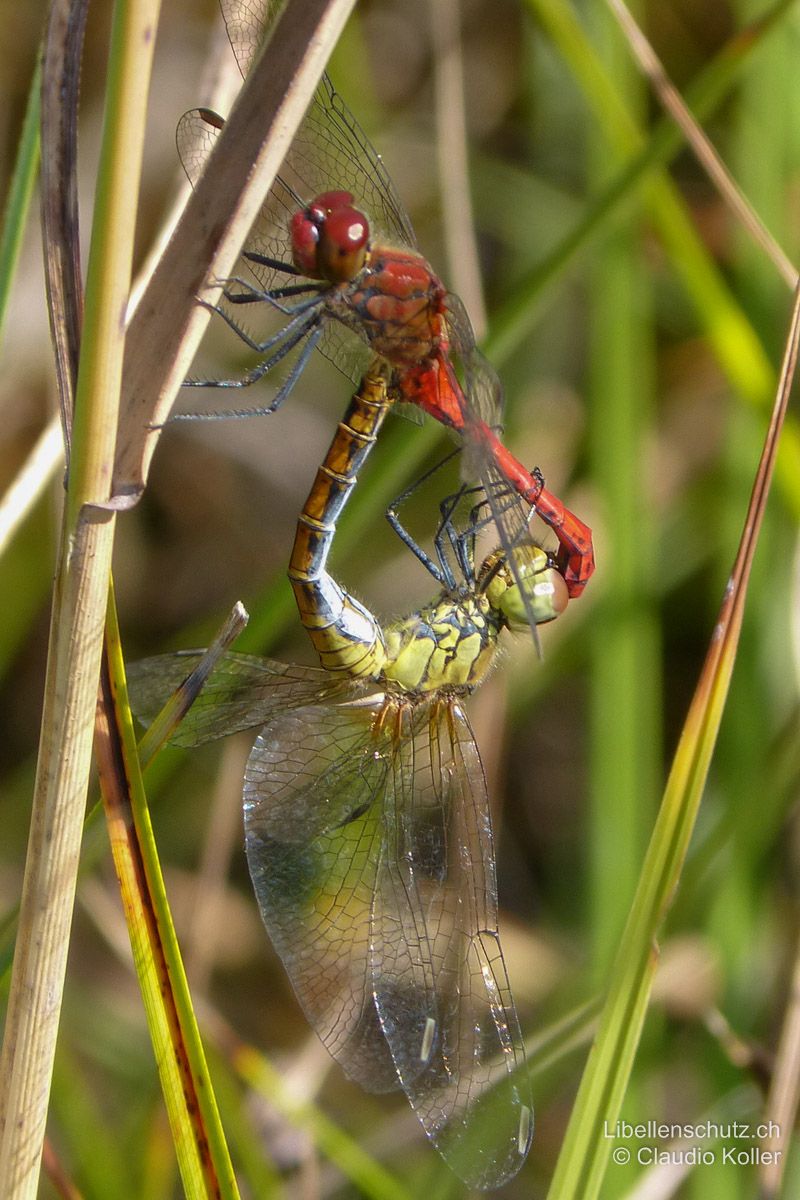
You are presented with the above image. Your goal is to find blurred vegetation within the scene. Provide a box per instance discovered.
[1,0,799,1196]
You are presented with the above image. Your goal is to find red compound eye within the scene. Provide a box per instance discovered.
[317,207,369,283]
[290,211,322,276]
[313,189,355,213]
[291,191,369,281]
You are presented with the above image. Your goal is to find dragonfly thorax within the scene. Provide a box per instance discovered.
[382,592,502,694]
[327,248,449,371]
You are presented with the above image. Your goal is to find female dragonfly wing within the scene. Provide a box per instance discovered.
[373,698,533,1190]
[243,697,437,1094]
[244,688,532,1188]
[127,650,359,748]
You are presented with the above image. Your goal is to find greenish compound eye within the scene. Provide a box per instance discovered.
[487,544,570,629]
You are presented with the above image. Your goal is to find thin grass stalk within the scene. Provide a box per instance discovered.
[715,16,797,1193]
[706,0,790,1026]
[112,0,357,498]
[97,588,240,1198]
[430,0,487,336]
[232,1041,415,1200]
[40,1139,82,1200]
[760,923,800,1194]
[200,1050,284,1198]
[0,2,161,1194]
[0,56,61,568]
[522,0,800,519]
[546,285,800,1200]
[604,0,796,289]
[488,0,797,368]
[49,1047,137,1200]
[0,419,63,558]
[525,0,772,397]
[81,868,419,1199]
[0,55,41,340]
[0,602,246,983]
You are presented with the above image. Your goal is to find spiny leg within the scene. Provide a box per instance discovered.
[384,449,467,588]
[170,321,325,420]
[191,290,324,357]
[223,280,322,305]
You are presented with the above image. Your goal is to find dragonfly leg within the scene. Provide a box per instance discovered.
[214,276,324,316]
[196,292,324,354]
[446,488,496,584]
[385,506,448,587]
[170,322,324,421]
[223,280,321,304]
[182,302,321,384]
[243,250,301,276]
[384,449,467,589]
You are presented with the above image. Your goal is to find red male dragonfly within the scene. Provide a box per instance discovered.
[175,0,594,606]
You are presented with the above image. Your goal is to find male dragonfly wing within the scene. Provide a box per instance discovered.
[176,1,415,394]
[218,0,414,252]
[175,105,375,392]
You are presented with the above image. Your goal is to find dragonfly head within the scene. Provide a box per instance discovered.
[480,543,569,629]
[291,190,370,284]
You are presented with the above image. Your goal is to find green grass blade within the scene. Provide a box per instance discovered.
[100,585,240,1198]
[0,2,162,1191]
[546,286,800,1200]
[522,0,800,521]
[0,55,41,341]
[585,2,661,973]
[486,0,797,373]
[235,1043,414,1200]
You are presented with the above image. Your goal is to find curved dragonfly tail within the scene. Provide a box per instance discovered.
[289,367,392,677]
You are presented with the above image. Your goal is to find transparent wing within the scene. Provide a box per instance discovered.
[442,293,502,426]
[175,107,373,389]
[202,0,416,308]
[240,685,531,1187]
[441,295,548,644]
[127,650,362,747]
[211,0,417,388]
[375,699,532,1189]
[219,0,414,250]
[243,697,434,1093]
[218,0,269,75]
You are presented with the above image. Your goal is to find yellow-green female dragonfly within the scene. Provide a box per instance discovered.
[130,367,567,1188]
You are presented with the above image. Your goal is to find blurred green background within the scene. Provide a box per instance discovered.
[1,0,799,1196]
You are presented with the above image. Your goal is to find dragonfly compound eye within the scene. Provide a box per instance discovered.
[290,207,324,276]
[313,189,357,212]
[486,544,569,629]
[291,191,367,280]
[317,206,369,283]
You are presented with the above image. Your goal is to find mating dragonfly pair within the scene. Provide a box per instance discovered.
[132,0,595,1188]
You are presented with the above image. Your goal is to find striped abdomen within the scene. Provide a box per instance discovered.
[289,368,392,678]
